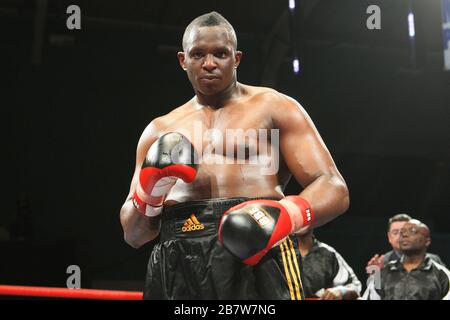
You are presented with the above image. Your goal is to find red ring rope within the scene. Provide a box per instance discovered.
[0,284,320,300]
[0,285,143,300]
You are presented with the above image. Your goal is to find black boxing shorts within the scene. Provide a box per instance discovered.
[143,197,305,300]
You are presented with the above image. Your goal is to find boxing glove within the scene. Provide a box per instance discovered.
[218,196,314,265]
[132,132,198,217]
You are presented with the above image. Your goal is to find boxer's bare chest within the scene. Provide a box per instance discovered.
[163,99,274,156]
[161,94,289,200]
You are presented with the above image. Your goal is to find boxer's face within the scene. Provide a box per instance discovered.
[178,26,242,96]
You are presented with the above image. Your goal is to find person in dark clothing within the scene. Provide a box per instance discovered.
[367,213,446,269]
[297,230,361,300]
[363,219,450,300]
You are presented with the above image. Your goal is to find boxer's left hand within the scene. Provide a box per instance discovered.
[218,196,314,265]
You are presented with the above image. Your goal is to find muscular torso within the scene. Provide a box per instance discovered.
[154,85,292,204]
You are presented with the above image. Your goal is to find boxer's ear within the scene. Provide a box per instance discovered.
[177,52,187,71]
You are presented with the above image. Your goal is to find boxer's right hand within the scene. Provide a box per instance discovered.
[132,132,198,217]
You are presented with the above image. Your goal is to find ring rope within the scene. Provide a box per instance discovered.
[0,285,143,300]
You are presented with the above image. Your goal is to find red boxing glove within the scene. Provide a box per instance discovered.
[218,196,314,266]
[132,132,198,217]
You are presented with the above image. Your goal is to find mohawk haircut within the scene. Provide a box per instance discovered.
[182,11,237,51]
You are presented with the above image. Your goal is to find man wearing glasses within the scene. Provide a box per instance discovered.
[364,219,450,300]
[367,214,445,269]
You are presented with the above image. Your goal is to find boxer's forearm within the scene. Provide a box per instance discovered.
[298,174,349,228]
[120,200,161,248]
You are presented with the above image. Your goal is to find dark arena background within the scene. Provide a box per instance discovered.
[0,0,449,300]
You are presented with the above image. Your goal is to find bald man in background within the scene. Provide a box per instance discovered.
[364,220,450,300]
[367,214,445,269]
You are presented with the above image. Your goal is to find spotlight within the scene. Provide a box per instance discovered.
[408,12,415,38]
[289,0,296,11]
[293,58,300,74]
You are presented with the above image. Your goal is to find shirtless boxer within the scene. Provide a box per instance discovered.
[120,11,349,300]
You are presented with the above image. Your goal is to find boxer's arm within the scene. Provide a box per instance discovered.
[120,119,162,248]
[274,95,349,231]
